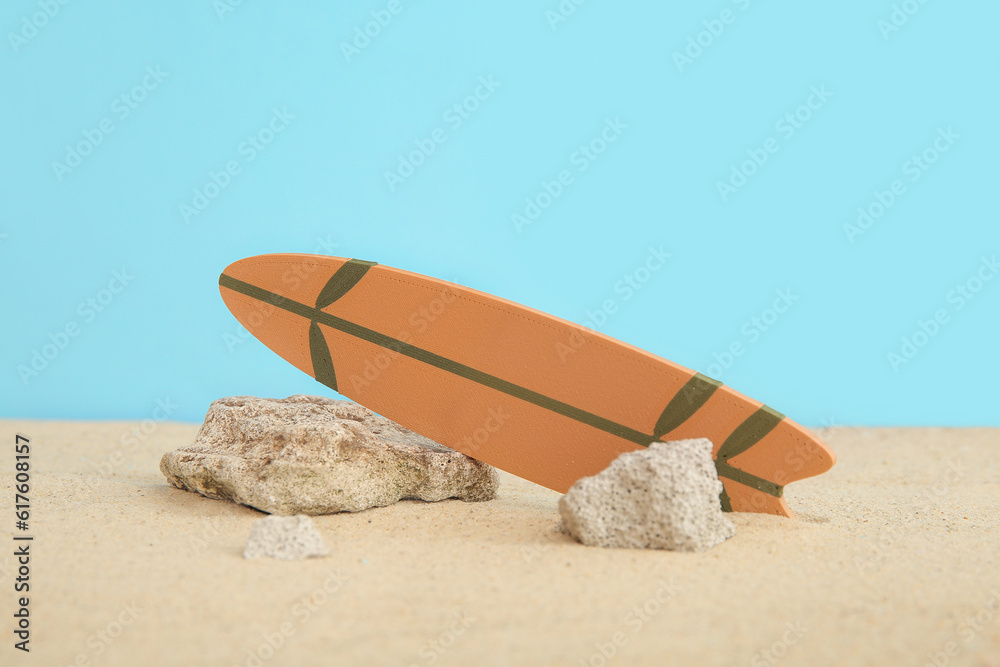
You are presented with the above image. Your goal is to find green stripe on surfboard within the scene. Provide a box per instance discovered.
[653,372,722,438]
[219,269,785,500]
[315,259,377,309]
[717,405,785,463]
[307,259,376,391]
[714,405,785,497]
[220,273,654,444]
[309,320,338,391]
[720,488,733,512]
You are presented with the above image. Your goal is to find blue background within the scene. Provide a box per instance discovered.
[2,1,997,425]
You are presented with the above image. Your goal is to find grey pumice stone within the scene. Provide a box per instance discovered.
[559,438,735,552]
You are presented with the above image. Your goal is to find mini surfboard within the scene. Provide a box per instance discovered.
[219,254,835,517]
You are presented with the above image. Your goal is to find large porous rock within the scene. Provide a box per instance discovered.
[558,438,735,552]
[159,395,499,515]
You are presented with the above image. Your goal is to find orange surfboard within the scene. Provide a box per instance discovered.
[219,254,835,517]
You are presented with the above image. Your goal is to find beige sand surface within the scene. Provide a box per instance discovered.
[0,420,998,667]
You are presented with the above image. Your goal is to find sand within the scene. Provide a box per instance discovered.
[0,420,997,667]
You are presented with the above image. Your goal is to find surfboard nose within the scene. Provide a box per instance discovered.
[218,254,354,380]
[220,254,349,300]
[218,254,382,392]
[218,274,315,379]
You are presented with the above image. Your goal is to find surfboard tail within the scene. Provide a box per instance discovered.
[652,374,835,515]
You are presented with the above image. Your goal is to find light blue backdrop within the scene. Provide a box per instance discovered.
[2,1,997,425]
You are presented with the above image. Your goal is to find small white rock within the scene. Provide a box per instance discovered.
[243,515,330,560]
[559,438,735,552]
